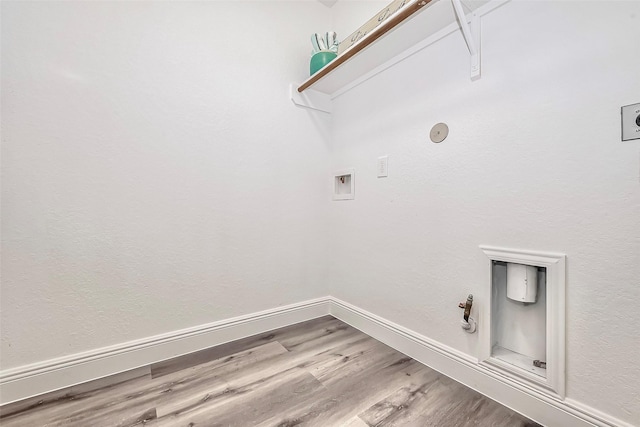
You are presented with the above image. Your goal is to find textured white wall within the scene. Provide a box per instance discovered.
[328,0,640,423]
[3,0,640,423]
[0,1,331,369]
[330,0,389,41]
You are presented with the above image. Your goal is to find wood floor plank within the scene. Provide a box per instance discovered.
[358,369,461,426]
[0,342,288,427]
[359,370,539,427]
[153,327,363,417]
[0,372,158,427]
[344,416,371,427]
[2,316,541,427]
[151,341,289,417]
[258,352,427,426]
[149,369,326,427]
[303,336,403,387]
[150,315,338,378]
[0,366,150,419]
[153,340,289,387]
[276,318,351,351]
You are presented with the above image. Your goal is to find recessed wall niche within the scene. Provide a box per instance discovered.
[333,169,355,200]
[479,246,566,399]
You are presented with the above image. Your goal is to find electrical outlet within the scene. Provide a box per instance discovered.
[377,156,388,178]
[621,103,640,141]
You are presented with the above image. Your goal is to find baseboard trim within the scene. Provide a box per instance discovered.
[0,296,631,427]
[0,297,331,405]
[328,297,633,427]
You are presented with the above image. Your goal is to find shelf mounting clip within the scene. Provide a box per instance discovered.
[451,0,481,81]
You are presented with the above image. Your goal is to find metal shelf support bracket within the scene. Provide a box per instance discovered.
[452,0,481,80]
[290,83,332,114]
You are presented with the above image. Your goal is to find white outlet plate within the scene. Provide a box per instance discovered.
[621,103,640,141]
[377,156,388,178]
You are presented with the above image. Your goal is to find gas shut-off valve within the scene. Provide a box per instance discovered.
[458,294,477,334]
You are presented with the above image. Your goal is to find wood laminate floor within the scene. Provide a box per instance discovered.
[0,316,541,427]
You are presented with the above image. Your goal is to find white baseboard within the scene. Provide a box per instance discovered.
[1,296,632,427]
[328,297,633,427]
[0,297,331,405]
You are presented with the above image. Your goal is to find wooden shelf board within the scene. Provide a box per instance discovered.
[297,0,491,96]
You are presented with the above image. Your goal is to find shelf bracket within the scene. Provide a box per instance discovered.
[289,83,332,114]
[452,0,481,81]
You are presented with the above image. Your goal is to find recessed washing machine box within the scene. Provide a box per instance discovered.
[479,246,566,399]
[333,169,354,200]
[492,261,546,378]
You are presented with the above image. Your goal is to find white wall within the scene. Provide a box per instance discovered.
[0,1,332,369]
[328,0,640,424]
[330,0,389,44]
[2,0,640,424]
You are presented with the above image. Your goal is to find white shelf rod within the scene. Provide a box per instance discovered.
[451,0,481,80]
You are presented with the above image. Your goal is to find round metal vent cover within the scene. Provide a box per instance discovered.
[430,123,449,143]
